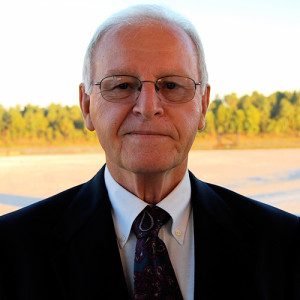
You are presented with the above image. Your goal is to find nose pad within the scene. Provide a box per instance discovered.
[137,84,143,92]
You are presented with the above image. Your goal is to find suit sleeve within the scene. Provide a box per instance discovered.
[293,217,300,299]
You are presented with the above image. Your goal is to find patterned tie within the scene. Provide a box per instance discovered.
[132,205,183,299]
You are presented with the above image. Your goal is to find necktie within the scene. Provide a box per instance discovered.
[132,205,183,299]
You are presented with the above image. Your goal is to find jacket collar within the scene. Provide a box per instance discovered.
[189,171,258,299]
[50,165,129,299]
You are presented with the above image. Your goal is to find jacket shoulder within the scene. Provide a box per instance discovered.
[189,171,299,236]
[0,183,84,235]
[206,181,299,232]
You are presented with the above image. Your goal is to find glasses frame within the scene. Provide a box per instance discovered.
[94,74,202,104]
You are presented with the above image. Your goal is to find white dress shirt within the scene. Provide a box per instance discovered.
[104,167,195,300]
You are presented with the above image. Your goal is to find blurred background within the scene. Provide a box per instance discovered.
[0,0,299,215]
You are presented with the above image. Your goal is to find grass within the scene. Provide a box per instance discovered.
[192,134,300,150]
[0,134,300,156]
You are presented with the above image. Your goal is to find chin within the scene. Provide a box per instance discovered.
[120,156,181,175]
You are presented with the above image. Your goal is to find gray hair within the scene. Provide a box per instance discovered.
[82,4,208,95]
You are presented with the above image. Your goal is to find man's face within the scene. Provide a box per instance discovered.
[80,21,209,176]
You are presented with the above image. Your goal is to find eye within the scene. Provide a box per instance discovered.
[165,81,177,89]
[110,81,135,91]
[117,83,129,90]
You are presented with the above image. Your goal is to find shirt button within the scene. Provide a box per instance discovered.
[175,229,182,237]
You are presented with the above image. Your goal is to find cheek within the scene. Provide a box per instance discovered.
[180,104,202,133]
[90,101,105,130]
[88,99,110,145]
[194,93,203,113]
[90,99,131,142]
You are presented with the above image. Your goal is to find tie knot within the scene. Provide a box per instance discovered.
[133,206,170,239]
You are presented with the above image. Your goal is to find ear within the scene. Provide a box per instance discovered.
[79,83,95,131]
[198,84,210,130]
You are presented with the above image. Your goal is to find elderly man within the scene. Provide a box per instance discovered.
[0,5,299,300]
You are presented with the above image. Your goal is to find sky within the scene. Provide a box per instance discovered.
[0,0,299,108]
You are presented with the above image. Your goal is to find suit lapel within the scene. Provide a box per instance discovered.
[50,166,129,299]
[189,172,260,300]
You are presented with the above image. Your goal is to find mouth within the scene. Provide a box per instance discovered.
[128,131,168,136]
[125,131,173,141]
[120,125,176,140]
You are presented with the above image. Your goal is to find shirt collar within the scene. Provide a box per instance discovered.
[104,166,191,248]
[157,171,191,245]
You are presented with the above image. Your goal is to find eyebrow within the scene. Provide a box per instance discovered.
[103,69,192,79]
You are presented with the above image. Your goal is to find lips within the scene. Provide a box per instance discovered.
[128,131,168,136]
[120,124,178,140]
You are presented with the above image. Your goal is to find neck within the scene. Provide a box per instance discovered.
[106,160,188,204]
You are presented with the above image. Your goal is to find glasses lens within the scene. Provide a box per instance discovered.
[100,76,140,103]
[157,76,196,103]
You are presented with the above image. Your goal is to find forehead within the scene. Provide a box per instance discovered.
[92,21,199,79]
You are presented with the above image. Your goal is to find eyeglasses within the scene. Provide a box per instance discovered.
[94,75,201,104]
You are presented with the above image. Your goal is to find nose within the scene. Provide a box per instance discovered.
[132,81,164,119]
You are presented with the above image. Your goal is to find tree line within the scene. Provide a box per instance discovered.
[205,90,300,137]
[0,90,299,146]
[0,103,94,145]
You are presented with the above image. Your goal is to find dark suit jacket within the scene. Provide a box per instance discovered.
[0,166,299,300]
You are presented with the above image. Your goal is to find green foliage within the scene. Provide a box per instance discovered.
[0,103,96,145]
[0,90,299,146]
[201,90,300,138]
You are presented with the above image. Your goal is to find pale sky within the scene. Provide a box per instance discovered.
[0,0,299,108]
